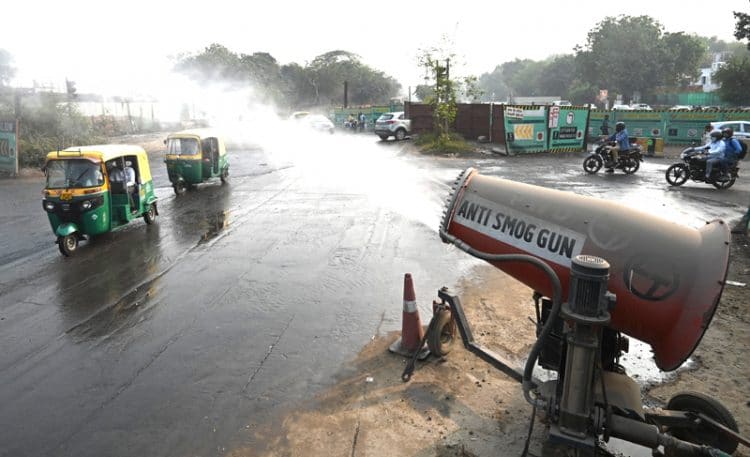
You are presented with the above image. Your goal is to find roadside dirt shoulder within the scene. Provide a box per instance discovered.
[236,234,749,457]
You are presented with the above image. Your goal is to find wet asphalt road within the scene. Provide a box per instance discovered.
[0,130,748,457]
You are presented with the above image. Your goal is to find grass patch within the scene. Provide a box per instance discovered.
[414,132,475,155]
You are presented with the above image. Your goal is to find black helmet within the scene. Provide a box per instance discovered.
[615,121,625,132]
[722,127,734,138]
[710,130,723,141]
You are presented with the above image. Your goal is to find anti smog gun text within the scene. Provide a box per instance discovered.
[429,167,746,456]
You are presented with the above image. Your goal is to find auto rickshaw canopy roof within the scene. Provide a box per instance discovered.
[166,129,227,156]
[45,144,149,164]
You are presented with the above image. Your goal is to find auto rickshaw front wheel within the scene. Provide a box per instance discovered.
[173,181,187,195]
[57,234,78,257]
[220,168,229,184]
[143,204,157,225]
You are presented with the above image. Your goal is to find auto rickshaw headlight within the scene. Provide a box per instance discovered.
[43,200,55,212]
[80,200,92,210]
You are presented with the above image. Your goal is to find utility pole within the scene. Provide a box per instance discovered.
[343,81,348,108]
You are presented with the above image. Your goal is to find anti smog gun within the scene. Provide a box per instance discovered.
[436,167,748,456]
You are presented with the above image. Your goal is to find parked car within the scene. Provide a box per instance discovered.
[711,121,750,140]
[630,103,653,111]
[669,105,693,111]
[611,104,632,111]
[374,111,411,141]
[303,114,335,134]
[552,100,572,106]
[288,112,334,134]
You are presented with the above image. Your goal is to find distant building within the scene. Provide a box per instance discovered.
[696,53,727,92]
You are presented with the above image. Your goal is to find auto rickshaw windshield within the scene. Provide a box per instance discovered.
[167,137,199,155]
[45,159,104,189]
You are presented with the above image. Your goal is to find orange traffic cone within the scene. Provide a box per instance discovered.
[389,273,430,359]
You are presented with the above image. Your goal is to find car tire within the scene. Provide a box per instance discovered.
[395,128,406,141]
[378,135,389,141]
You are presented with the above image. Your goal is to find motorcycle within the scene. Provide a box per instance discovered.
[665,146,738,190]
[583,137,643,174]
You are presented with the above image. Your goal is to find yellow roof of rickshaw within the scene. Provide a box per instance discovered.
[45,144,148,162]
[166,128,223,139]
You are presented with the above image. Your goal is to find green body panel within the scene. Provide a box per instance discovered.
[55,223,79,237]
[46,182,157,238]
[46,192,112,236]
[166,156,228,185]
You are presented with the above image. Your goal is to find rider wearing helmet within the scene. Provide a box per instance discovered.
[705,130,726,181]
[605,121,629,172]
[720,127,742,179]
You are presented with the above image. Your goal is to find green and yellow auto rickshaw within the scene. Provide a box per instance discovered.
[164,129,229,195]
[42,145,158,256]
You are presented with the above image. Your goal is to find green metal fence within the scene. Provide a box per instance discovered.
[589,109,750,144]
[503,106,549,153]
[0,120,18,175]
[548,107,589,152]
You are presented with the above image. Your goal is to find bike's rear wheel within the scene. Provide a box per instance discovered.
[622,158,640,174]
[665,163,689,186]
[712,176,736,189]
[583,155,603,174]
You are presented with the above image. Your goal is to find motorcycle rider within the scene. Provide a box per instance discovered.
[720,127,742,180]
[605,121,629,172]
[704,130,726,181]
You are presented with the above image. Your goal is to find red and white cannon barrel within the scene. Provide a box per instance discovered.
[440,168,730,371]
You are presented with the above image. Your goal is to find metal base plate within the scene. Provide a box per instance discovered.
[388,337,430,360]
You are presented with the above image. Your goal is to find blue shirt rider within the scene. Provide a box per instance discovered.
[720,127,742,179]
[605,121,629,171]
[704,130,726,181]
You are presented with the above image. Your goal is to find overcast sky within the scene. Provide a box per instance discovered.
[2,0,747,98]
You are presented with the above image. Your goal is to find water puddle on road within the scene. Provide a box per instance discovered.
[198,210,230,244]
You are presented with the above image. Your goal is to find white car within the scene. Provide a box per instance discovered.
[303,114,335,134]
[669,105,693,111]
[711,121,750,140]
[289,112,334,134]
[374,111,411,141]
[611,104,632,110]
[630,103,653,111]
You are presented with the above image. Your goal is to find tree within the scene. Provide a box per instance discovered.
[0,49,15,87]
[477,66,509,102]
[174,43,243,83]
[536,55,577,97]
[714,56,750,105]
[735,6,750,49]
[418,50,456,138]
[174,46,400,108]
[576,16,666,102]
[659,32,706,87]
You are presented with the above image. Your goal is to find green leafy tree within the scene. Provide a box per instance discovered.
[417,50,456,140]
[735,6,750,49]
[536,55,577,97]
[477,65,509,102]
[576,16,666,102]
[174,43,243,83]
[413,84,434,102]
[0,49,15,87]
[714,56,750,105]
[499,59,542,98]
[659,32,706,87]
[175,46,399,108]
